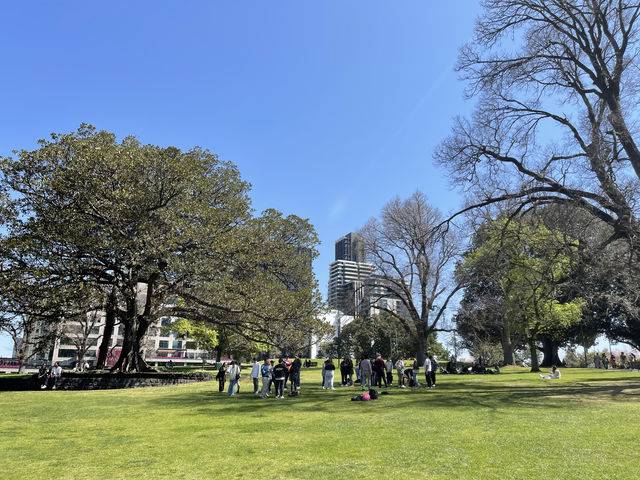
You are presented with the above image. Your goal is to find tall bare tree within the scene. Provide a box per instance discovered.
[436,0,640,250]
[358,192,463,364]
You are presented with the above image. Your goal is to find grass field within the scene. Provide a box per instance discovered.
[1,367,639,480]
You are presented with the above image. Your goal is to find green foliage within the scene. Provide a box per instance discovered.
[0,125,327,371]
[461,219,584,339]
[2,369,640,479]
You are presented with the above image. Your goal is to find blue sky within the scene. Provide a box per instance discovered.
[0,2,483,356]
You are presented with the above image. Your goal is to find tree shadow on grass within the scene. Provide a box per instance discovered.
[144,376,640,418]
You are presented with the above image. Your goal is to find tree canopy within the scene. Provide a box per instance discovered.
[0,125,325,371]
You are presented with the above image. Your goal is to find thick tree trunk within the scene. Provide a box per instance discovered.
[415,331,426,366]
[500,321,515,365]
[540,335,561,368]
[96,290,116,369]
[528,338,540,372]
[111,295,152,372]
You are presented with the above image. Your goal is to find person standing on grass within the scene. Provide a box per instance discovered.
[250,358,261,395]
[374,355,388,388]
[289,355,301,393]
[411,357,420,388]
[340,357,353,386]
[395,357,406,388]
[260,358,272,398]
[216,362,228,392]
[226,360,241,396]
[429,354,438,387]
[602,353,609,370]
[359,357,372,391]
[385,358,393,386]
[283,356,291,390]
[594,353,602,369]
[273,358,287,398]
[423,354,432,388]
[323,358,336,389]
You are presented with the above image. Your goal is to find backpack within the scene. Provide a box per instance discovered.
[368,388,378,400]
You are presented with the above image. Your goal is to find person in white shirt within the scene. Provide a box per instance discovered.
[423,355,433,388]
[540,366,561,379]
[226,361,241,396]
[42,362,63,390]
[249,358,261,395]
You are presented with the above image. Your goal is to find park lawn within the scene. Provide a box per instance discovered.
[1,367,639,480]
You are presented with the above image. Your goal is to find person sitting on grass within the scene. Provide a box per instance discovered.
[540,366,561,379]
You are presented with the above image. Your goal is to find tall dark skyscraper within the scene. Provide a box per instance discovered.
[334,232,364,263]
[328,232,371,312]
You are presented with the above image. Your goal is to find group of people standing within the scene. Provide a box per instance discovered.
[217,356,303,398]
[594,352,636,369]
[323,354,439,391]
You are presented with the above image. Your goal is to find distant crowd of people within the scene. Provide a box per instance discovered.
[217,355,303,398]
[593,352,636,369]
[325,354,441,390]
[216,353,447,399]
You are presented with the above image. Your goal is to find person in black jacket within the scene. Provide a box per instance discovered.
[340,357,353,386]
[273,359,287,398]
[323,358,336,389]
[289,355,302,393]
[216,362,227,392]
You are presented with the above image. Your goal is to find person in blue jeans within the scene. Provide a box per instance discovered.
[226,361,240,396]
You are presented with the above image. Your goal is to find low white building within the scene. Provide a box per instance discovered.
[310,309,354,358]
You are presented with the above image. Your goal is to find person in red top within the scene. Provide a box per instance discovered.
[374,355,388,387]
[283,356,292,389]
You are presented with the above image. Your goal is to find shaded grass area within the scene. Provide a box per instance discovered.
[2,367,639,479]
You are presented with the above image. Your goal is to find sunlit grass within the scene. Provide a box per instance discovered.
[2,367,639,479]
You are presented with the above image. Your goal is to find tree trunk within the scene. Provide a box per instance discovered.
[415,331,426,366]
[540,335,561,367]
[96,287,117,369]
[500,318,515,365]
[528,338,540,372]
[111,297,151,372]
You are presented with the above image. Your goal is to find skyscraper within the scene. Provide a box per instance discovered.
[327,232,373,312]
[334,232,364,263]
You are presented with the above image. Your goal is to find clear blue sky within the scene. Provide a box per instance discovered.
[0,1,483,356]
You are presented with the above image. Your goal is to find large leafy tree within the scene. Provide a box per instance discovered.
[460,218,584,371]
[0,125,325,371]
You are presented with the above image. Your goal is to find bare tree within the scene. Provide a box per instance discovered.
[436,0,640,251]
[358,192,463,364]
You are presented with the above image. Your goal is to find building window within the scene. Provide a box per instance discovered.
[172,340,182,349]
[158,340,169,349]
[185,341,197,350]
[58,349,76,358]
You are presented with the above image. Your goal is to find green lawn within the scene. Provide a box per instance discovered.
[2,367,639,480]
